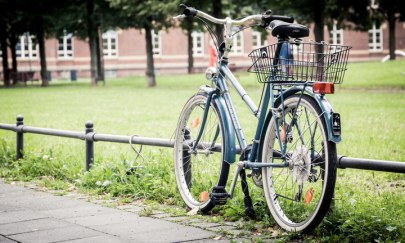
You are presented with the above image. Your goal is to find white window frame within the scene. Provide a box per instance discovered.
[368,23,383,52]
[102,30,118,57]
[252,31,262,50]
[231,29,244,55]
[191,31,204,57]
[152,30,161,56]
[16,33,38,59]
[58,33,73,59]
[330,24,343,45]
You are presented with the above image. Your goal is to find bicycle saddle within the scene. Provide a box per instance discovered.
[270,20,309,39]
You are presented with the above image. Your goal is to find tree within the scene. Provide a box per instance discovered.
[13,0,62,87]
[249,0,372,55]
[51,0,112,86]
[87,0,102,85]
[108,0,178,87]
[0,0,16,86]
[177,1,209,73]
[370,0,405,60]
[265,0,336,44]
[0,17,10,86]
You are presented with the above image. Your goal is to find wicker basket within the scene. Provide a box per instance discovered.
[248,41,351,84]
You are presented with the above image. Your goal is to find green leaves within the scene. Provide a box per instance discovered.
[107,0,179,30]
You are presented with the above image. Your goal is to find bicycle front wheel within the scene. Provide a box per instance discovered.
[261,94,337,232]
[174,93,229,212]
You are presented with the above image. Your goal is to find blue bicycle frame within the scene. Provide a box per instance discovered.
[196,42,341,197]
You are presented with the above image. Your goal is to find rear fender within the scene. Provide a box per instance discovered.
[261,86,341,146]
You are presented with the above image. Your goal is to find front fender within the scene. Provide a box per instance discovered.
[199,86,236,164]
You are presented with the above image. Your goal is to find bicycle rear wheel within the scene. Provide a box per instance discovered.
[174,93,229,212]
[261,94,337,232]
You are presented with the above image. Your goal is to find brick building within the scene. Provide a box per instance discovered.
[2,21,405,79]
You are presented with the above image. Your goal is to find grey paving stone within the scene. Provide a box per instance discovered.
[62,235,127,243]
[0,190,89,211]
[127,225,217,243]
[65,212,142,227]
[7,225,103,243]
[0,218,73,236]
[0,210,47,225]
[123,207,143,213]
[181,237,230,243]
[39,205,117,219]
[0,183,25,194]
[151,213,172,219]
[0,180,224,243]
[116,204,143,213]
[0,203,23,213]
[225,229,247,237]
[162,216,190,222]
[0,235,17,243]
[206,225,237,232]
[91,217,216,241]
[190,221,223,229]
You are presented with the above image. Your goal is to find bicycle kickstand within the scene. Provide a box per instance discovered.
[240,168,255,218]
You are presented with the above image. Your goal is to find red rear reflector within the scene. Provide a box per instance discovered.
[312,82,334,94]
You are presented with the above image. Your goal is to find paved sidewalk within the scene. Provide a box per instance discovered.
[0,180,225,243]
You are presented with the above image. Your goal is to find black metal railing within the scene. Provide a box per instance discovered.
[0,115,404,173]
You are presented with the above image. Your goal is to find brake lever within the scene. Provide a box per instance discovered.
[173,14,186,20]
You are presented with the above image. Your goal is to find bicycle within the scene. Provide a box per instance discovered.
[173,4,351,233]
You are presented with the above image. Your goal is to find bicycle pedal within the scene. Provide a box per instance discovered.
[210,186,229,205]
[126,166,144,175]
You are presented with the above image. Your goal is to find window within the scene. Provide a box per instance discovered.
[102,30,118,57]
[152,30,161,55]
[58,33,73,58]
[192,31,204,56]
[368,23,383,52]
[330,24,343,45]
[252,31,262,50]
[231,30,243,54]
[16,33,38,59]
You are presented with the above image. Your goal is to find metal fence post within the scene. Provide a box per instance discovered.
[85,121,94,171]
[16,115,24,160]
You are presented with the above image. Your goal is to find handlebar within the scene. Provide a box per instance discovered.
[175,4,294,28]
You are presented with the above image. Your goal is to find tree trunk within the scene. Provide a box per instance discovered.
[36,17,49,87]
[212,0,222,44]
[10,36,18,85]
[96,27,105,84]
[0,20,10,86]
[87,0,98,86]
[313,0,325,80]
[144,23,156,87]
[10,37,17,71]
[187,19,194,74]
[313,0,325,53]
[387,9,396,60]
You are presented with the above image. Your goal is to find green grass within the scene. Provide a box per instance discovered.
[341,60,405,89]
[0,60,404,241]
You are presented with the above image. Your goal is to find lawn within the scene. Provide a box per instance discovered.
[0,60,404,241]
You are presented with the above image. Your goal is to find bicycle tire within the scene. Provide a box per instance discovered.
[174,92,230,212]
[261,94,337,232]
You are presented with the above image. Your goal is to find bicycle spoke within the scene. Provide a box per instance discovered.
[262,95,337,231]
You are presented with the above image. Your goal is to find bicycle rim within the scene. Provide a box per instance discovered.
[174,93,229,212]
[262,95,337,232]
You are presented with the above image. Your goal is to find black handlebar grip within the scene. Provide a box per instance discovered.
[263,15,294,26]
[182,5,197,17]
